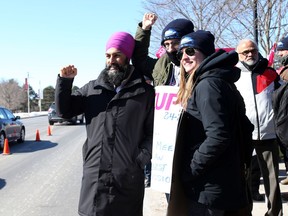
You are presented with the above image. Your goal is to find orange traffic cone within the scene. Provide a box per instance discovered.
[35,129,41,141]
[47,125,52,136]
[2,138,10,155]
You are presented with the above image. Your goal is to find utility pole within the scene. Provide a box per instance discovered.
[253,0,258,45]
[27,72,30,113]
[38,81,42,112]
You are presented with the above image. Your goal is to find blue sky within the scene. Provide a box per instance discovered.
[0,0,144,92]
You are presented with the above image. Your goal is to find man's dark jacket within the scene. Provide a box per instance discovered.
[273,66,288,148]
[175,50,253,210]
[55,65,155,216]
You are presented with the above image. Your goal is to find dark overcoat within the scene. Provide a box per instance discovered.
[55,65,155,216]
[272,66,288,148]
[176,50,252,211]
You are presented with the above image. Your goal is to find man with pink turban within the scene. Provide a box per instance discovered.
[55,31,155,216]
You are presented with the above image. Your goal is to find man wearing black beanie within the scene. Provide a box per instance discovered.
[133,13,194,86]
[273,35,288,186]
[132,13,194,196]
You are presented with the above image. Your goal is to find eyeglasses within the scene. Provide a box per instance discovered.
[177,47,196,60]
[239,49,258,56]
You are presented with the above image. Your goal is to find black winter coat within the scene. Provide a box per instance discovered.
[176,50,252,210]
[55,65,155,216]
[272,69,288,148]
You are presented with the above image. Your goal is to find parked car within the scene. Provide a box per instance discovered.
[0,106,25,149]
[48,102,84,125]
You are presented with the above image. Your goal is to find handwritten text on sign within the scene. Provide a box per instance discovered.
[151,86,182,193]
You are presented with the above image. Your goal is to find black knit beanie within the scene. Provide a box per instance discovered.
[277,35,288,51]
[161,19,194,45]
[179,30,215,57]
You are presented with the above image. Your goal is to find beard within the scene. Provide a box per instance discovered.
[245,59,257,66]
[280,55,288,66]
[104,63,128,87]
[167,51,180,66]
[244,55,259,66]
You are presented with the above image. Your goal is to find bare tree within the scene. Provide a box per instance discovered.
[142,0,288,56]
[0,79,26,112]
[257,0,288,54]
[225,0,288,54]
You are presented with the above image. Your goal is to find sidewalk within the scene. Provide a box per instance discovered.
[143,162,288,216]
[253,162,288,215]
[15,111,48,118]
[143,188,167,216]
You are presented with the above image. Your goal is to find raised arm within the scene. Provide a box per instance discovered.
[132,13,158,81]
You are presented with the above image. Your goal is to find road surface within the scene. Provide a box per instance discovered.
[0,116,287,215]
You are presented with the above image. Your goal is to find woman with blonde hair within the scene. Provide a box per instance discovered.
[174,30,253,216]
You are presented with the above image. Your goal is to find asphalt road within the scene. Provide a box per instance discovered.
[0,116,85,216]
[0,116,166,216]
[1,115,287,216]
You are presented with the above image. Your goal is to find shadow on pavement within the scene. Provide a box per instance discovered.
[281,192,288,202]
[6,140,58,153]
[279,168,287,177]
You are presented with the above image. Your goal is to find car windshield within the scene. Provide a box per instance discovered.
[3,109,15,119]
[0,109,6,119]
[50,103,56,109]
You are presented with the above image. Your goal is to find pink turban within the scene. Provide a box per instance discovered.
[106,32,135,60]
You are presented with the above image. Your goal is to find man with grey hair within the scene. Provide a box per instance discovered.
[235,39,282,216]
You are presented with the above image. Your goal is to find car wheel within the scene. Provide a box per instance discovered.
[49,121,54,125]
[17,128,25,143]
[0,132,6,149]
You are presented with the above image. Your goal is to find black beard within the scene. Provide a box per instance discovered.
[104,64,128,87]
[167,51,180,66]
[280,55,288,66]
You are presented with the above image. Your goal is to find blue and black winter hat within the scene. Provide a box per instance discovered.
[277,35,288,51]
[161,19,194,45]
[179,30,215,57]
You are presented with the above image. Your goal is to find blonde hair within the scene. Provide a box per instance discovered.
[175,64,197,109]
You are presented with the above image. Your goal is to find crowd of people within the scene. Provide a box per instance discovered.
[55,12,288,216]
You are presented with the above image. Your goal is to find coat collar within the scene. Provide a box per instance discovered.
[94,65,143,91]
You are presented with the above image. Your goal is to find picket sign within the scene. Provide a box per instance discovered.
[151,86,182,193]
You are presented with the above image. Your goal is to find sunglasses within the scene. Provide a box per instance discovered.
[177,47,196,60]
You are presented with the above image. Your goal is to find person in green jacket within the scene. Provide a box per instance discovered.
[132,13,194,199]
[133,13,194,86]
